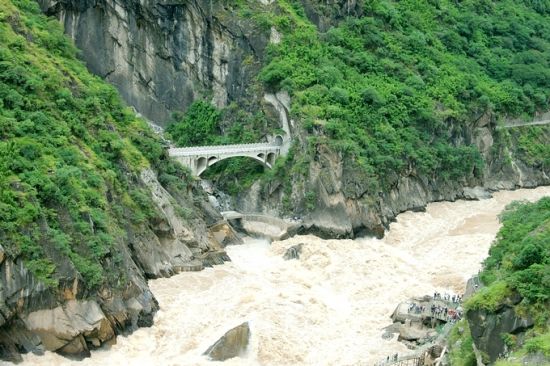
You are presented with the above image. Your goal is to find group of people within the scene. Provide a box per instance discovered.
[407,302,425,314]
[405,290,465,323]
[433,292,462,304]
[430,304,463,322]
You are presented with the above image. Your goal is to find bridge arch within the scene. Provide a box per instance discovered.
[196,153,276,176]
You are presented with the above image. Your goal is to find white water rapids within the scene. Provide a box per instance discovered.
[12,187,550,366]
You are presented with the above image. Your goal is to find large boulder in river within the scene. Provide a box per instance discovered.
[204,322,250,361]
[283,244,303,260]
[22,300,115,358]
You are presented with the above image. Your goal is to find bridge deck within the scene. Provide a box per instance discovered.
[169,142,279,157]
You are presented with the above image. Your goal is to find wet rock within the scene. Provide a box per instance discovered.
[463,186,492,200]
[283,244,303,260]
[201,252,231,268]
[204,322,250,361]
[22,300,114,357]
[398,325,429,342]
[209,222,243,247]
[391,302,423,324]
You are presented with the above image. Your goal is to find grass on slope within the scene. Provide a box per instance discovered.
[0,0,192,288]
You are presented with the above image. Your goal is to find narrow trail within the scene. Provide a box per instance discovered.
[498,119,550,128]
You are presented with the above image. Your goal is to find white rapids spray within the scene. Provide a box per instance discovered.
[12,187,550,366]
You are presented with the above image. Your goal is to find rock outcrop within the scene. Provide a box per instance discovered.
[203,322,251,361]
[467,304,534,364]
[0,168,234,362]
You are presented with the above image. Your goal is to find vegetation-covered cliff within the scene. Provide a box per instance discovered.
[0,0,229,361]
[448,197,550,365]
[39,0,550,237]
[1,0,549,362]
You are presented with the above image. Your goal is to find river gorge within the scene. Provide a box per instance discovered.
[8,186,548,366]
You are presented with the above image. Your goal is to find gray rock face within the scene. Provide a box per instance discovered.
[204,322,251,361]
[38,0,270,125]
[398,325,430,342]
[467,305,534,364]
[239,123,550,239]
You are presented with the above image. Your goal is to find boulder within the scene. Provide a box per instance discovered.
[398,325,429,342]
[463,186,492,200]
[23,300,114,357]
[204,322,250,361]
[391,302,423,324]
[283,244,303,260]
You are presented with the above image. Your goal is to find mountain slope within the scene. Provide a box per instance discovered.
[0,0,226,361]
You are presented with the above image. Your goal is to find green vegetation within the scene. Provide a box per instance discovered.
[259,0,549,192]
[0,0,193,288]
[462,197,550,363]
[464,281,512,311]
[166,101,222,147]
[169,1,550,206]
[475,198,550,306]
[447,320,476,366]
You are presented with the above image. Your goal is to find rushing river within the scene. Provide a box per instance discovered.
[13,187,550,366]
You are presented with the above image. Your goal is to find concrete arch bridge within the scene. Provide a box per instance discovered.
[169,136,284,176]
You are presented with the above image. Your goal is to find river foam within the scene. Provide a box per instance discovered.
[12,187,550,366]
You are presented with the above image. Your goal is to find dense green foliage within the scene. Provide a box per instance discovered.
[257,0,549,194]
[462,198,550,363]
[166,101,222,147]
[447,320,477,366]
[473,198,550,306]
[0,0,192,287]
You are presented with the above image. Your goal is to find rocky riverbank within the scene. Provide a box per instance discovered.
[0,168,239,363]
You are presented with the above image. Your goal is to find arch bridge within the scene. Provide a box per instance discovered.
[169,137,283,176]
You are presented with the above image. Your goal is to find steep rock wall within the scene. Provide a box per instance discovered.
[38,0,269,124]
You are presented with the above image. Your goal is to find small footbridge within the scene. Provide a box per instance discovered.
[169,136,284,176]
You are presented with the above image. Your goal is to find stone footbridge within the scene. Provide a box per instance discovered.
[169,136,284,176]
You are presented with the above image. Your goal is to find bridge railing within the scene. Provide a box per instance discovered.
[170,141,279,152]
[169,144,280,157]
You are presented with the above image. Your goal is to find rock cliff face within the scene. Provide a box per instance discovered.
[39,0,550,240]
[467,304,534,364]
[0,168,235,362]
[38,0,270,124]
